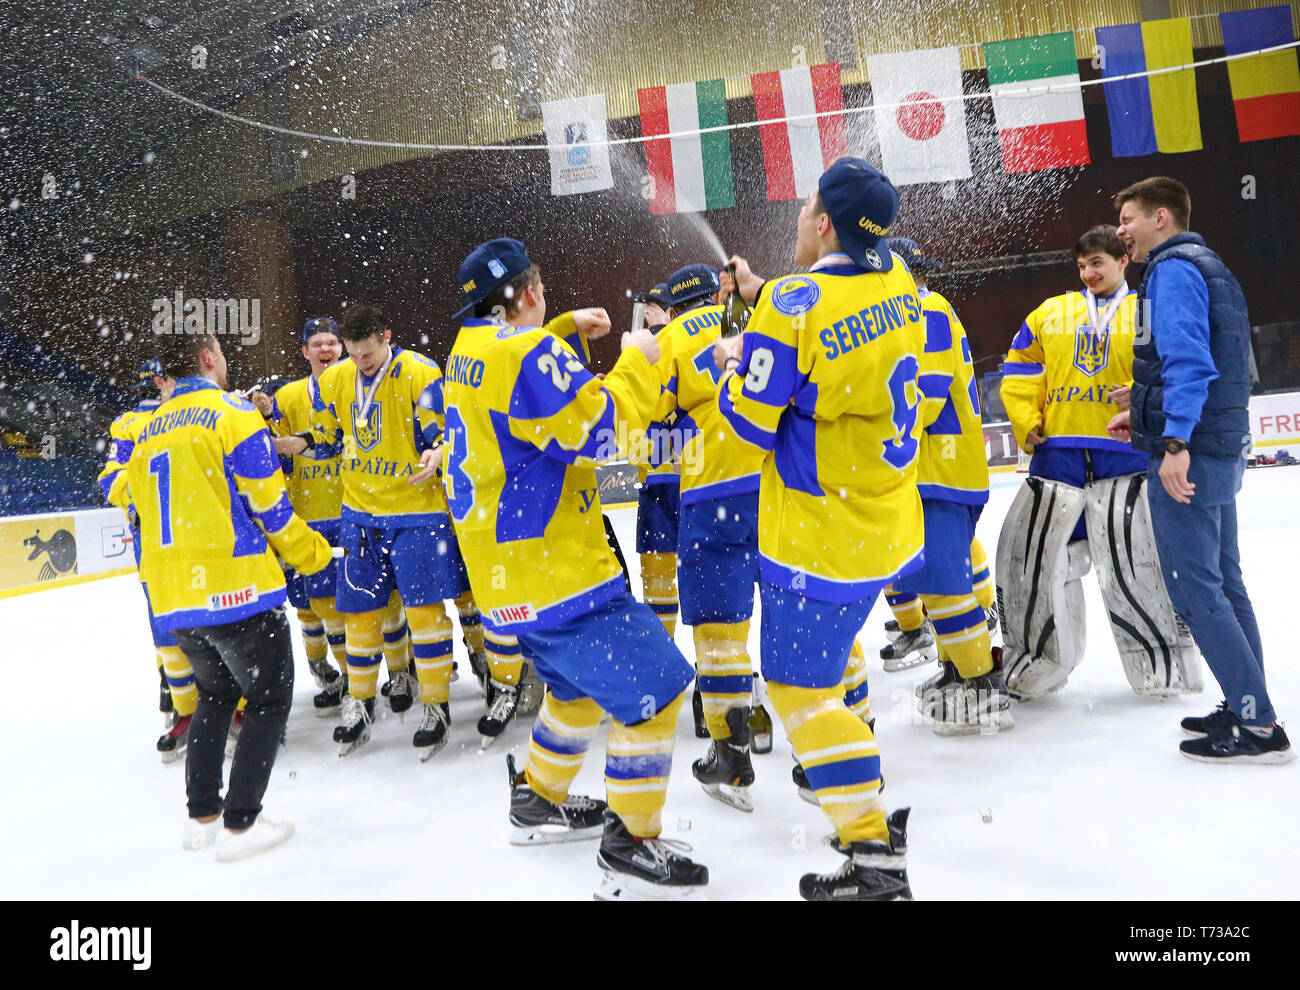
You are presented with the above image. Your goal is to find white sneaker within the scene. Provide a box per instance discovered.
[182,816,221,851]
[214,815,295,862]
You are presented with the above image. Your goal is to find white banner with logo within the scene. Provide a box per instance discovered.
[541,94,614,196]
[1249,391,1300,448]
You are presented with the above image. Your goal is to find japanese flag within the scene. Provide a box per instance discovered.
[867,48,972,186]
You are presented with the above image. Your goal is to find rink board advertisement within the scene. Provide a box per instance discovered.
[1249,391,1300,448]
[0,506,133,598]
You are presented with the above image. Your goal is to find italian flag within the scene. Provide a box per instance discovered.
[750,63,849,200]
[637,80,735,214]
[983,32,1090,172]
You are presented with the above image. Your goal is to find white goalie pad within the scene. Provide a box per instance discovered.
[1084,472,1205,696]
[995,477,1089,701]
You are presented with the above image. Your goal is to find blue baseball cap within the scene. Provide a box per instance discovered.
[454,238,534,319]
[136,358,164,391]
[667,264,721,307]
[646,283,671,308]
[818,157,900,273]
[885,237,941,273]
[302,316,341,343]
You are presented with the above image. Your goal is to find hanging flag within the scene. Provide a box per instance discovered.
[1096,19,1202,156]
[540,94,614,196]
[983,32,1090,172]
[866,47,972,185]
[637,79,735,214]
[750,63,849,200]
[1220,4,1300,142]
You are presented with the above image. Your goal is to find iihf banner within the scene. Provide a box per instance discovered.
[541,94,614,196]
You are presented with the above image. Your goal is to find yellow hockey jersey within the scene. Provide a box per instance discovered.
[98,398,161,511]
[270,375,343,530]
[649,302,763,505]
[915,287,989,505]
[441,315,658,634]
[1001,288,1138,454]
[125,377,332,630]
[719,252,927,603]
[312,347,447,529]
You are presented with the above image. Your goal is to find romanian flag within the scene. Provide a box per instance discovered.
[637,80,735,214]
[1096,19,1202,156]
[1220,5,1300,142]
[983,32,1091,172]
[750,63,849,200]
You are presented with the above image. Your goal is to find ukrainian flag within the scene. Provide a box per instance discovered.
[1097,18,1202,157]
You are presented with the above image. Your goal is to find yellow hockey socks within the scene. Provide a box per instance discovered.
[406,602,454,705]
[605,693,684,838]
[921,593,993,678]
[308,596,348,668]
[841,639,871,722]
[640,552,679,637]
[485,629,523,685]
[883,585,925,633]
[693,621,752,740]
[524,694,604,806]
[158,645,197,717]
[970,538,995,615]
[344,610,385,700]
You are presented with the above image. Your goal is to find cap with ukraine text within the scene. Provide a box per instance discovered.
[454,238,533,319]
[302,316,341,343]
[667,264,721,307]
[818,157,900,273]
[884,237,941,273]
[646,283,670,308]
[136,358,164,391]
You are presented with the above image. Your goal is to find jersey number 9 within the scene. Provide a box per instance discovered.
[882,355,920,471]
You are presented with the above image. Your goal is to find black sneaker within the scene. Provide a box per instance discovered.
[595,811,709,900]
[507,754,606,844]
[1180,712,1295,764]
[1181,700,1232,738]
[800,808,912,901]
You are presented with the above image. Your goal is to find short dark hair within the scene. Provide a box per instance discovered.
[1113,176,1191,231]
[1074,224,1128,261]
[474,265,540,320]
[154,332,217,379]
[340,303,388,342]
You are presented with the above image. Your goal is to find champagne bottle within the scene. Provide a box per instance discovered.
[720,262,750,338]
[748,672,773,754]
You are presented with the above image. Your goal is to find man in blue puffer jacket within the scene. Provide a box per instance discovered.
[1107,176,1291,764]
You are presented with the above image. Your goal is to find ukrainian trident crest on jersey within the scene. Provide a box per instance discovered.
[352,402,382,451]
[1073,324,1111,377]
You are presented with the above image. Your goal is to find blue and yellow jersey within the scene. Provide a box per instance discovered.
[441,313,658,635]
[97,399,161,511]
[124,377,332,631]
[312,347,447,529]
[269,375,343,531]
[649,303,762,506]
[718,252,926,604]
[1001,289,1138,453]
[915,287,989,505]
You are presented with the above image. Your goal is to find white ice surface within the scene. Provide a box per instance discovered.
[2,468,1297,900]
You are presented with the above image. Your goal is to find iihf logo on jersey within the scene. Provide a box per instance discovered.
[1073,324,1111,378]
[352,402,383,452]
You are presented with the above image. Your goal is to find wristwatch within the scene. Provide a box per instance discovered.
[1163,437,1189,454]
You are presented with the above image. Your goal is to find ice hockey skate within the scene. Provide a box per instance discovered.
[313,671,346,718]
[157,714,191,764]
[879,620,937,671]
[159,669,174,725]
[413,702,450,761]
[801,808,911,900]
[307,656,339,691]
[594,810,709,901]
[516,662,545,715]
[823,807,909,856]
[507,754,606,844]
[478,679,519,748]
[214,815,295,862]
[386,668,417,715]
[917,651,1014,736]
[333,694,374,756]
[692,707,755,812]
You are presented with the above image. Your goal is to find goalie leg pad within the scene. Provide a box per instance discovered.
[1084,472,1205,696]
[995,477,1089,701]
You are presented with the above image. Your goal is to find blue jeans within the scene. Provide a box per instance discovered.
[1145,452,1272,725]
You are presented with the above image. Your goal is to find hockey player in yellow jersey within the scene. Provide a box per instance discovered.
[97,358,199,761]
[996,226,1149,700]
[715,158,915,900]
[281,304,465,759]
[647,262,766,813]
[127,331,332,860]
[440,238,707,899]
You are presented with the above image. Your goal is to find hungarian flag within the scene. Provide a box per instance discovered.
[750,63,849,200]
[1096,19,1202,156]
[866,47,972,185]
[1220,4,1300,142]
[638,80,735,214]
[983,31,1090,172]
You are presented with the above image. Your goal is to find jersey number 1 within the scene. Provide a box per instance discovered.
[148,450,174,547]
